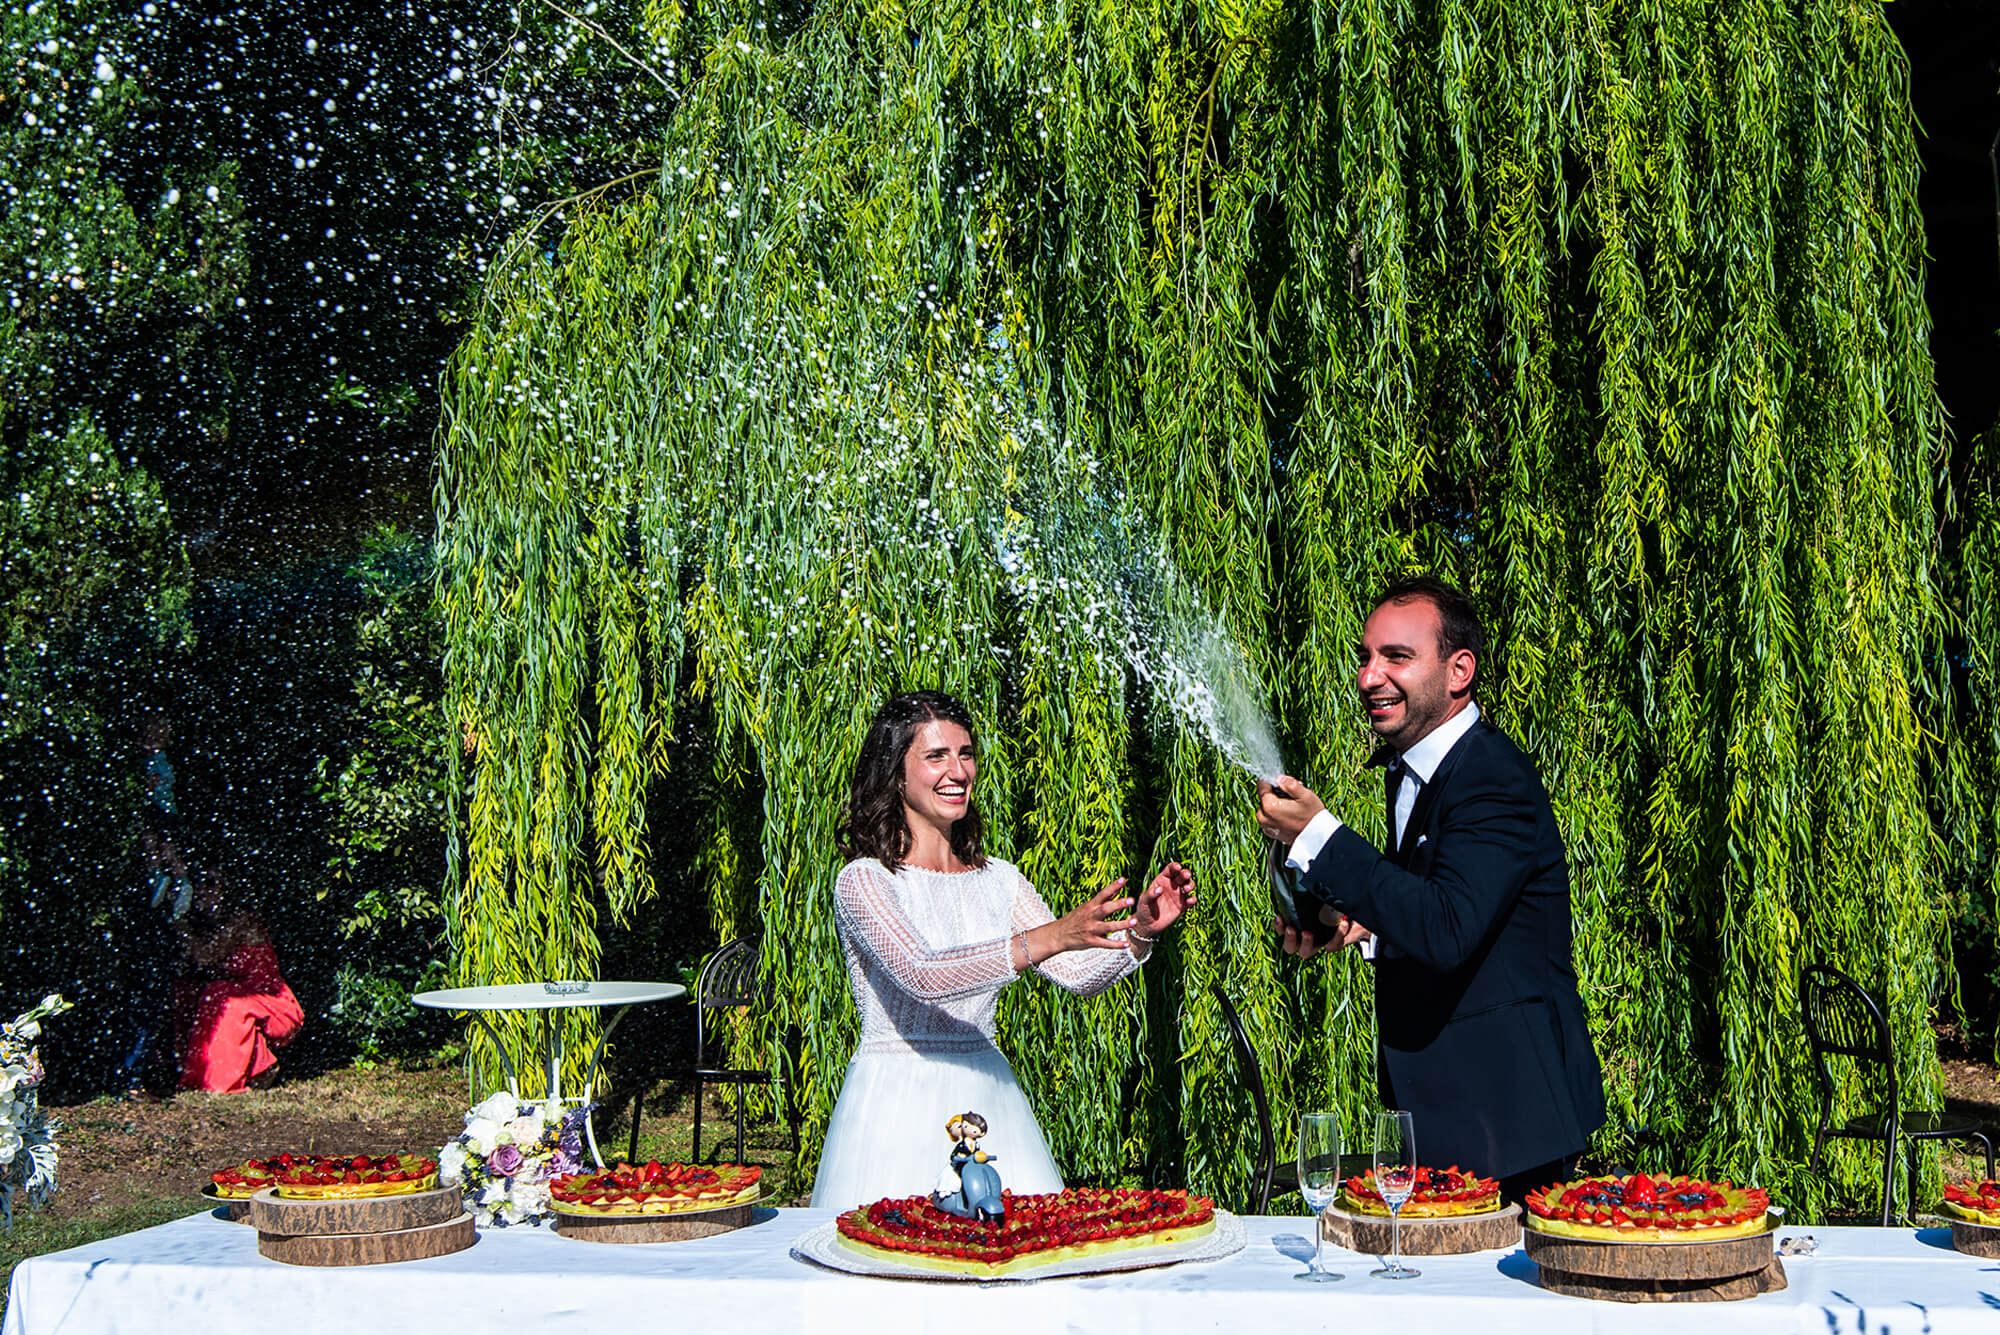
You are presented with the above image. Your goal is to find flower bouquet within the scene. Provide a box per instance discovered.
[2,994,71,1229]
[438,1091,589,1227]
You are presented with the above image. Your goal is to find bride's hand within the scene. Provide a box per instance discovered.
[1129,862,1195,938]
[1040,880,1137,956]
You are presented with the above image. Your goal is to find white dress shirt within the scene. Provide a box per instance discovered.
[1285,702,1481,957]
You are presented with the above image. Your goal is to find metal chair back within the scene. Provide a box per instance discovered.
[1799,963,1899,1127]
[694,937,767,1070]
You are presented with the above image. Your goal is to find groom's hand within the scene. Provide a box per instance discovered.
[1257,775,1325,844]
[1274,916,1324,960]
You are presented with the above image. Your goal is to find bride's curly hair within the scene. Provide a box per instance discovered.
[838,691,987,871]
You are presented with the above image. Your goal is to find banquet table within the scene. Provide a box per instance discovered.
[6,1208,1997,1335]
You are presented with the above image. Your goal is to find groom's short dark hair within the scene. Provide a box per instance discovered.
[1376,575,1484,690]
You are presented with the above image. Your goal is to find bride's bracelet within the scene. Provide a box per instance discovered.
[1128,926,1158,946]
[1014,926,1033,970]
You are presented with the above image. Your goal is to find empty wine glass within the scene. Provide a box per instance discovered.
[1371,1109,1420,1279]
[1295,1112,1345,1282]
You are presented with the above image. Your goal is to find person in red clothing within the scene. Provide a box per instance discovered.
[176,871,304,1093]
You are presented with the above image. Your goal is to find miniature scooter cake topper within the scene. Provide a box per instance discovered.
[932,1111,1005,1223]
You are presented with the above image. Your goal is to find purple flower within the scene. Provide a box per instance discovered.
[548,1149,582,1179]
[488,1143,525,1177]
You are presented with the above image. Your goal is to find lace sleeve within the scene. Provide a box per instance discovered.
[1011,869,1144,996]
[833,861,1016,1002]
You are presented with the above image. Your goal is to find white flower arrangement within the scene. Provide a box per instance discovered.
[437,1091,589,1228]
[2,994,70,1229]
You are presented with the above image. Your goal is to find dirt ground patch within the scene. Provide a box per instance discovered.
[34,1063,804,1224]
[43,1065,473,1220]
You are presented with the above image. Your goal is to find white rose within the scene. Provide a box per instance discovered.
[472,1092,521,1124]
[439,1141,469,1185]
[476,1181,508,1206]
[498,1198,529,1226]
[511,1181,550,1217]
[463,1118,502,1155]
[504,1116,542,1147]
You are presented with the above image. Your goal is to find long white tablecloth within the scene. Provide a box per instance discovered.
[6,1208,1996,1335]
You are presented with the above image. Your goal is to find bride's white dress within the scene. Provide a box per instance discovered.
[808,856,1147,1211]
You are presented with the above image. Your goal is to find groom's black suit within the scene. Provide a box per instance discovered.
[1300,716,1605,1180]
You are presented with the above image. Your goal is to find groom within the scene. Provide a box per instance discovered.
[1257,575,1604,1205]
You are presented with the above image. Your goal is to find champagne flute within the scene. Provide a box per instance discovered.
[1294,1112,1345,1282]
[1371,1109,1421,1279]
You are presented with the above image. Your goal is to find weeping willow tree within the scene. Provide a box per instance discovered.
[436,0,1955,1217]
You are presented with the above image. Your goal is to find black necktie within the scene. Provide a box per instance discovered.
[1366,745,1411,846]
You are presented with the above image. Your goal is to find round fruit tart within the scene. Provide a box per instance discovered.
[1524,1172,1770,1242]
[548,1160,762,1215]
[1337,1165,1501,1217]
[267,1153,441,1199]
[1941,1179,2000,1227]
[835,1187,1216,1277]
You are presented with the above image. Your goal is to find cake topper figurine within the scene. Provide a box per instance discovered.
[932,1111,1005,1223]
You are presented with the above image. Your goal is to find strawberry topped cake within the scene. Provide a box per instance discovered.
[210,1152,440,1200]
[1941,1179,2000,1227]
[835,1187,1216,1277]
[1524,1172,1769,1242]
[548,1160,762,1215]
[1337,1165,1501,1217]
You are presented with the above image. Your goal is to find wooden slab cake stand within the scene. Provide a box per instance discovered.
[1946,1217,2000,1258]
[555,1196,760,1244]
[251,1186,475,1267]
[1321,1202,1522,1255]
[1522,1224,1785,1302]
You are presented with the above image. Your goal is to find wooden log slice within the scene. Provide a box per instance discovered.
[1321,1202,1522,1256]
[257,1212,476,1267]
[555,1199,757,1244]
[1535,1257,1787,1304]
[1948,1220,2000,1258]
[250,1185,465,1238]
[1521,1222,1777,1282]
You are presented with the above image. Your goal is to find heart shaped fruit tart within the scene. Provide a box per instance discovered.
[1941,1179,2000,1227]
[548,1160,762,1215]
[1337,1165,1500,1217]
[1525,1173,1769,1242]
[835,1187,1216,1277]
[258,1153,441,1199]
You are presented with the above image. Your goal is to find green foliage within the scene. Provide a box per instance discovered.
[325,959,458,1065]
[1,1,247,465]
[311,528,450,941]
[439,0,1953,1220]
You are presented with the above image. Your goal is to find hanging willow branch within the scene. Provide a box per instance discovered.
[437,0,1953,1217]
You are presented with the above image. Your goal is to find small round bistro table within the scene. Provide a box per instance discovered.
[412,981,685,1167]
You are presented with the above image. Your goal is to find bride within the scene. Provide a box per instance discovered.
[809,691,1195,1211]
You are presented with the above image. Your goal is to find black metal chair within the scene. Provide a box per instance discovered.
[1799,962,1993,1225]
[1211,983,1283,1213]
[692,937,791,1163]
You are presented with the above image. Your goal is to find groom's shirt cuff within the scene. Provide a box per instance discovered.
[1286,809,1342,871]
